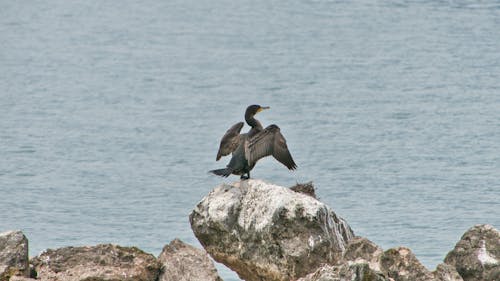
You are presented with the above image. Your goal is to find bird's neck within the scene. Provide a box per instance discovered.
[245,115,262,129]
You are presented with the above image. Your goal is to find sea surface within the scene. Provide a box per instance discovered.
[1,0,499,280]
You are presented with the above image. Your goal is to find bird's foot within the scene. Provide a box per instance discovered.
[240,174,250,180]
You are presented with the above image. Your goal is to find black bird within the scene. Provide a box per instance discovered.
[210,105,297,179]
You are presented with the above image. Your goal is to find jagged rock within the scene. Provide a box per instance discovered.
[380,247,435,281]
[158,239,222,281]
[297,263,388,281]
[190,180,354,281]
[433,263,463,281]
[296,265,340,281]
[444,224,500,281]
[0,230,30,281]
[31,244,161,281]
[342,236,384,272]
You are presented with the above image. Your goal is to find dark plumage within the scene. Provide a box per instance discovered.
[216,122,244,161]
[210,105,297,179]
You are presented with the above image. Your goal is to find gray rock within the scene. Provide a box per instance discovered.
[342,236,384,272]
[297,264,340,281]
[31,244,161,281]
[158,238,222,281]
[297,263,388,281]
[380,246,435,281]
[433,263,464,281]
[444,224,500,281]
[190,179,354,281]
[0,230,30,281]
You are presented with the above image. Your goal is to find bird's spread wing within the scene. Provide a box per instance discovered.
[246,124,297,170]
[216,122,244,161]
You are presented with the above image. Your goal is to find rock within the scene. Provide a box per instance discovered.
[190,179,354,281]
[380,247,435,281]
[342,236,384,272]
[444,224,500,281]
[0,230,30,281]
[290,182,317,199]
[433,263,463,281]
[296,265,340,281]
[158,238,222,281]
[296,264,340,281]
[297,263,388,281]
[8,277,35,281]
[31,244,161,281]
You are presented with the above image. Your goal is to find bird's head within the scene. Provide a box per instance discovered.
[245,105,270,117]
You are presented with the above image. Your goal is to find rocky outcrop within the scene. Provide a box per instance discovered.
[444,224,500,281]
[433,263,464,281]
[295,239,469,281]
[1,182,497,281]
[190,180,500,281]
[190,180,354,281]
[342,237,383,272]
[300,237,387,281]
[158,238,222,281]
[380,246,436,281]
[0,231,30,281]
[0,232,223,281]
[31,244,161,281]
[297,237,467,281]
[297,263,388,281]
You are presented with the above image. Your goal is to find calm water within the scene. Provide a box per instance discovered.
[1,1,499,280]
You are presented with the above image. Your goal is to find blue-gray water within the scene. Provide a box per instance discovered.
[1,1,499,280]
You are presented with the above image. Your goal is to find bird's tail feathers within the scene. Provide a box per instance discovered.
[209,168,233,177]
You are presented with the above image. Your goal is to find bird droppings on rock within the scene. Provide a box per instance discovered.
[444,224,500,281]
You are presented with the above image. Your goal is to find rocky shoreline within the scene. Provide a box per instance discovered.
[1,179,499,281]
[189,180,499,281]
[0,232,221,281]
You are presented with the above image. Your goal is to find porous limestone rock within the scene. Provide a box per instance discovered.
[444,224,500,281]
[433,263,463,281]
[342,236,384,272]
[297,263,388,281]
[0,230,29,281]
[380,246,435,281]
[31,244,161,281]
[190,179,354,281]
[158,238,222,281]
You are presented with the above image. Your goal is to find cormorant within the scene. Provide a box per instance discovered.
[210,105,297,179]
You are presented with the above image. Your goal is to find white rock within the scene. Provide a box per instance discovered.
[190,179,354,281]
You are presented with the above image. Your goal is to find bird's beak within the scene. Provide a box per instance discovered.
[258,106,270,112]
